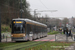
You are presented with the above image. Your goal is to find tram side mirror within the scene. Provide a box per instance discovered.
[10,24,11,28]
[23,24,25,27]
[23,21,25,27]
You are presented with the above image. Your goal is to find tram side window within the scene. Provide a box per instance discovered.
[42,27,44,33]
[33,25,36,33]
[44,28,46,32]
[27,24,29,34]
[46,28,47,32]
[40,27,42,32]
[38,26,39,33]
[42,27,43,32]
[45,28,46,33]
[27,24,32,34]
[43,28,45,32]
[39,27,40,32]
[38,26,41,33]
[36,26,40,33]
[41,27,42,33]
[40,27,42,33]
[30,25,34,33]
[42,27,43,33]
[39,27,41,33]
[45,28,47,32]
[43,28,44,32]
[36,26,38,33]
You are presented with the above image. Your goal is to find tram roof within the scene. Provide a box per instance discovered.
[13,18,47,27]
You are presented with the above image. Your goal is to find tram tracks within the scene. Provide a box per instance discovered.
[16,41,47,50]
[0,41,34,50]
[0,41,46,50]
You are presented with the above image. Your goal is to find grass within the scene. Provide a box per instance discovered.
[0,41,43,50]
[20,42,73,50]
[48,31,59,35]
[0,42,26,48]
[48,30,65,35]
[0,41,73,50]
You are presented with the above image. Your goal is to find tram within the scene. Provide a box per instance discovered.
[11,18,47,41]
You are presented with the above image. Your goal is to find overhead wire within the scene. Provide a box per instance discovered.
[39,0,49,9]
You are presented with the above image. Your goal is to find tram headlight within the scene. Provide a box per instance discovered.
[23,34,25,36]
[11,35,13,37]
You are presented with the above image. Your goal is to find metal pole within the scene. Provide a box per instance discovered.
[0,7,1,42]
[42,16,43,23]
[25,0,26,8]
[6,36,7,42]
[20,0,22,18]
[34,10,35,18]
[72,17,74,27]
[34,10,36,20]
[55,34,56,41]
[66,35,68,42]
[74,35,75,41]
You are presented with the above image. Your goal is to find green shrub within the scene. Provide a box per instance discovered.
[48,31,59,35]
[1,24,11,33]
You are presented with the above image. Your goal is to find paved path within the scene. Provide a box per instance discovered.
[55,34,75,42]
[1,35,55,42]
[55,34,75,50]
[65,43,75,50]
[2,34,75,42]
[34,35,55,41]
[1,34,75,50]
[1,38,11,42]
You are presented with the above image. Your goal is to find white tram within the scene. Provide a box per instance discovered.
[11,18,47,41]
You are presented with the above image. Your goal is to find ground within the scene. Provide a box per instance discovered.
[1,33,75,50]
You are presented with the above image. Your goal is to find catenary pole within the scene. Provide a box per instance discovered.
[20,0,22,18]
[0,6,1,42]
[34,9,37,21]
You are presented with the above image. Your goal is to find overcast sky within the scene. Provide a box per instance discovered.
[27,0,75,18]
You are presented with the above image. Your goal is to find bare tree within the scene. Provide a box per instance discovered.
[62,18,69,27]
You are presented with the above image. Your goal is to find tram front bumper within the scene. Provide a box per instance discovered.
[11,37,26,41]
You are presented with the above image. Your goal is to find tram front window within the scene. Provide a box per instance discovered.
[12,21,25,33]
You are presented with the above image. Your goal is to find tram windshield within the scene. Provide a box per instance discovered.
[12,20,25,33]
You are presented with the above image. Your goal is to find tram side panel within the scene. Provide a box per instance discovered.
[25,24,29,40]
[25,23,47,41]
[30,24,36,39]
[26,24,32,40]
[40,27,42,38]
[45,28,47,36]
[33,25,37,39]
[35,26,39,39]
